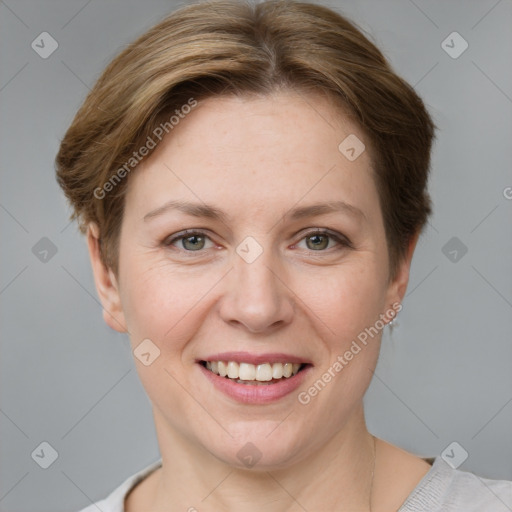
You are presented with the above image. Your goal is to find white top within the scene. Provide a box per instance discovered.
[77,456,512,511]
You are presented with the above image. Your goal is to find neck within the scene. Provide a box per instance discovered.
[149,404,376,512]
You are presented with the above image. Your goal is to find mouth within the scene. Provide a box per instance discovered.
[200,360,310,385]
[197,354,313,403]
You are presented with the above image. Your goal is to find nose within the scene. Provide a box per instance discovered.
[218,244,295,334]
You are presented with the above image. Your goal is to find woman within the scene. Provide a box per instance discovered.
[55,0,511,510]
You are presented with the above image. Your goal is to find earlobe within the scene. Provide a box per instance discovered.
[86,223,128,333]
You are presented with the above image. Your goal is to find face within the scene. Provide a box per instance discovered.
[89,91,413,469]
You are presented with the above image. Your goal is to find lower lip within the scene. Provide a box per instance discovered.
[198,363,312,404]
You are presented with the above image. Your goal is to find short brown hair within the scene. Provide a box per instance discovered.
[55,0,435,280]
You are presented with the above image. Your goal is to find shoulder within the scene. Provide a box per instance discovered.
[399,457,512,512]
[75,459,162,512]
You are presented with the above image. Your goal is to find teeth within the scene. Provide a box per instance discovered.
[272,363,283,379]
[203,360,303,381]
[256,363,272,381]
[227,361,238,379]
[218,361,228,377]
[239,363,256,380]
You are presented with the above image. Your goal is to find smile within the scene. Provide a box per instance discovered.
[202,360,304,384]
[197,352,313,403]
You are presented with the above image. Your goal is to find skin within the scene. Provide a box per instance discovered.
[87,91,431,511]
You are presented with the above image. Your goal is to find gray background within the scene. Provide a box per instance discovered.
[1,0,511,511]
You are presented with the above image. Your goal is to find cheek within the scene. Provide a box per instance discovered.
[118,260,213,408]
[119,256,220,349]
[300,263,387,347]
[294,268,384,425]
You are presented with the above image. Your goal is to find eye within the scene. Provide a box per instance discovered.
[164,230,215,252]
[295,229,351,252]
[163,228,352,255]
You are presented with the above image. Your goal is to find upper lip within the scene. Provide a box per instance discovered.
[198,351,313,366]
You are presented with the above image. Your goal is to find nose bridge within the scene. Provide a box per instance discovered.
[220,235,294,332]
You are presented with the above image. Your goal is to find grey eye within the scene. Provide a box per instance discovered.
[305,234,330,250]
[180,234,206,251]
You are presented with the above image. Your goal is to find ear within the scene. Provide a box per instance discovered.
[384,230,421,315]
[86,223,127,333]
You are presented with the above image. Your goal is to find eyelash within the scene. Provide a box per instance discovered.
[163,228,352,256]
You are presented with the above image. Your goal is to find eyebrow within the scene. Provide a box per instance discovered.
[143,199,366,223]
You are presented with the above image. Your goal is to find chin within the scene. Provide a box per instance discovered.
[203,422,314,471]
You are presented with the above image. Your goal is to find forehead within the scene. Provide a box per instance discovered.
[125,91,379,225]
